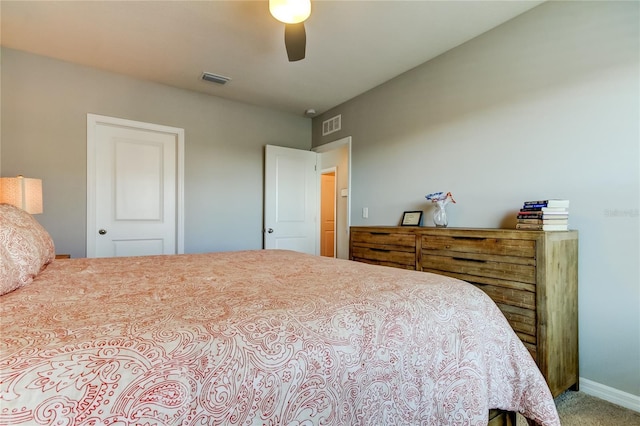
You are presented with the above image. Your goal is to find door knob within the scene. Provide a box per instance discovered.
[267,228,274,233]
[98,229,107,235]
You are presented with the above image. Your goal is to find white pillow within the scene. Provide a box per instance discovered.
[0,203,55,295]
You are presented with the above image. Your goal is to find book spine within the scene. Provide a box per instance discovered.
[516,223,545,230]
[517,218,569,224]
[522,200,569,208]
[523,202,550,208]
[516,223,568,231]
[523,200,554,205]
[517,214,569,219]
[520,207,568,212]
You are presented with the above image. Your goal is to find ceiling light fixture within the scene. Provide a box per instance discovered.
[269,0,311,24]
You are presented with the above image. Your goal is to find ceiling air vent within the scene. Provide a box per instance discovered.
[322,114,341,136]
[201,72,231,85]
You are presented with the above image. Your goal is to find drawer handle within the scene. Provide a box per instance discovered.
[371,248,391,252]
[452,236,487,241]
[452,257,486,263]
[370,232,391,236]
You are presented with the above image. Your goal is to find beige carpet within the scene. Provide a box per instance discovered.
[555,391,640,425]
[516,391,640,425]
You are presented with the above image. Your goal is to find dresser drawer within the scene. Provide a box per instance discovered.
[497,303,536,337]
[422,235,536,258]
[350,229,417,269]
[474,283,535,314]
[422,254,536,284]
[424,264,538,347]
[351,246,416,270]
[351,230,416,250]
[426,270,536,311]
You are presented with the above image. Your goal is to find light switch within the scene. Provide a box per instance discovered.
[363,207,368,218]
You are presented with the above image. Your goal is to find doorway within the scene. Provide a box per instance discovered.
[314,137,351,259]
[320,169,336,257]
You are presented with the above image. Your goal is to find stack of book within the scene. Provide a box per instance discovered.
[516,199,569,231]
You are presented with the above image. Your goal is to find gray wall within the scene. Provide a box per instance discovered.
[1,48,311,257]
[313,2,639,397]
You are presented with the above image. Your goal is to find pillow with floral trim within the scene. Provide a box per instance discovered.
[0,244,20,295]
[0,203,55,295]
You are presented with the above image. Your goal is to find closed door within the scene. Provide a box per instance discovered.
[87,114,184,257]
[264,145,318,255]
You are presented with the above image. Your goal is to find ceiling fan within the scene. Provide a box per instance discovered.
[269,0,311,62]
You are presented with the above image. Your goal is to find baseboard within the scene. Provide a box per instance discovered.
[580,377,640,413]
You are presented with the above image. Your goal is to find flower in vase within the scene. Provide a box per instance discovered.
[425,191,456,206]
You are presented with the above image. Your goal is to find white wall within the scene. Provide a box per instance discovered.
[313,1,639,398]
[1,48,311,257]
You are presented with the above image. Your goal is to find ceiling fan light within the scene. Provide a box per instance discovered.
[269,0,311,24]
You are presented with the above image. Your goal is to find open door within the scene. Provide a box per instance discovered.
[264,138,351,258]
[264,145,318,255]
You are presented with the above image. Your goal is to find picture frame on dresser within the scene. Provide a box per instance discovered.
[401,211,423,226]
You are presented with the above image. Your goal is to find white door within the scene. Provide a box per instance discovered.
[264,145,318,255]
[87,114,184,258]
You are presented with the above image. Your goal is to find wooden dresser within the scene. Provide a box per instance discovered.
[350,226,578,397]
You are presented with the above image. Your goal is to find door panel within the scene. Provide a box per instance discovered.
[114,239,164,257]
[114,140,163,220]
[276,156,308,222]
[264,145,318,255]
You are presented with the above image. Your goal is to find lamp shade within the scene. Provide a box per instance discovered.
[0,176,43,214]
[269,0,311,24]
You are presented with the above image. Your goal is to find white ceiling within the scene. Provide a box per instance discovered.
[1,1,544,116]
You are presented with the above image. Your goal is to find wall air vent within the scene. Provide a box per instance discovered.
[322,114,341,136]
[201,72,231,85]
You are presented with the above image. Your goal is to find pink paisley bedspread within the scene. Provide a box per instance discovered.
[0,250,559,425]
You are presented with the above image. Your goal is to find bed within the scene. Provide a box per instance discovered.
[0,204,560,425]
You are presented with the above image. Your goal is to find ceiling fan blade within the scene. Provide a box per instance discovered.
[284,22,306,62]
